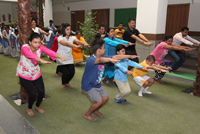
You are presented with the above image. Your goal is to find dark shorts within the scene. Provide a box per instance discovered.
[86,86,108,102]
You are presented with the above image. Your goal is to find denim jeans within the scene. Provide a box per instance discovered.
[102,75,114,83]
[168,50,185,72]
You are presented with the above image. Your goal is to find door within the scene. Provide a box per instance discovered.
[165,4,190,36]
[71,10,85,32]
[92,9,110,29]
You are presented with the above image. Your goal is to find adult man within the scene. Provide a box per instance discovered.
[168,27,200,73]
[95,25,106,39]
[47,20,57,32]
[114,23,125,39]
[123,18,152,63]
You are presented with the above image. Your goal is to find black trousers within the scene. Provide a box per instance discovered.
[58,64,75,85]
[19,76,45,109]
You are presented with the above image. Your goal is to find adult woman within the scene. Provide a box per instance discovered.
[57,23,89,88]
[72,31,88,64]
[150,35,194,83]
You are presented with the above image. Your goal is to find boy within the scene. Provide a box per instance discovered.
[81,39,137,121]
[133,55,168,97]
[114,23,125,39]
[114,44,146,103]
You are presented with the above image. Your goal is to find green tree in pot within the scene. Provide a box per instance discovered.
[79,10,98,60]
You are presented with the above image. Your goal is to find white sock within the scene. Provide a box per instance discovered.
[143,87,152,94]
[138,87,144,97]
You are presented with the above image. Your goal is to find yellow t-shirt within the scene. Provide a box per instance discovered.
[133,60,149,77]
[114,29,125,39]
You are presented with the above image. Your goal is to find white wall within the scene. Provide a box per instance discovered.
[0,2,16,24]
[136,0,168,34]
[0,2,37,25]
[53,0,137,26]
[44,0,53,27]
[53,0,200,32]
[168,0,200,32]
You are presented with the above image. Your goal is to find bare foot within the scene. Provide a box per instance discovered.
[171,71,176,74]
[94,110,104,117]
[27,109,34,116]
[61,85,66,88]
[84,114,96,121]
[157,80,164,83]
[35,107,44,114]
[101,82,107,86]
[66,84,73,88]
[154,80,160,84]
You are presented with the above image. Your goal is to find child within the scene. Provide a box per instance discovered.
[81,39,136,121]
[50,29,62,76]
[10,29,19,57]
[0,26,4,54]
[114,44,146,103]
[133,55,168,97]
[43,28,55,49]
[2,26,11,56]
[102,28,134,86]
[57,23,89,88]
[16,32,68,116]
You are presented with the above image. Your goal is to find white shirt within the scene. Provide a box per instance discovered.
[173,32,200,46]
[56,35,76,65]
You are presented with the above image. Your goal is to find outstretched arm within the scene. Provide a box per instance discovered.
[74,39,89,47]
[154,64,171,70]
[131,34,152,45]
[112,55,139,60]
[40,29,49,36]
[59,40,81,48]
[94,57,119,64]
[164,44,195,51]
[147,65,168,72]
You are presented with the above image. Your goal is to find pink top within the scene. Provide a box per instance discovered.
[150,42,173,64]
[16,44,57,81]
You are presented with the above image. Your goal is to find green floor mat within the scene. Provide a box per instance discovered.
[166,72,196,81]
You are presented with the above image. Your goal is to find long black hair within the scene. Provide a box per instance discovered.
[61,23,72,36]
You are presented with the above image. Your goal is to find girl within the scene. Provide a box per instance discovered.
[10,29,19,57]
[102,28,134,86]
[0,26,4,54]
[43,28,55,49]
[2,26,11,56]
[56,23,89,88]
[150,35,195,83]
[16,32,68,116]
[31,19,49,36]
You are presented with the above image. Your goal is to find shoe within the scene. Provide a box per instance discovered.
[138,92,143,97]
[121,98,127,102]
[143,91,152,94]
[114,98,121,103]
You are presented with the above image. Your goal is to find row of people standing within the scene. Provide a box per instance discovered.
[0,25,19,57]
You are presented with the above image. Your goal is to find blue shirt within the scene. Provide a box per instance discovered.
[47,24,57,31]
[114,59,143,81]
[10,33,19,49]
[103,37,128,55]
[81,55,111,91]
